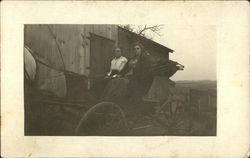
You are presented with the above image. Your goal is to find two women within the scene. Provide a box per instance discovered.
[102,42,154,103]
[102,41,184,117]
[102,41,184,101]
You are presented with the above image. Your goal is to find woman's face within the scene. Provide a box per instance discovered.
[134,45,142,56]
[114,48,122,58]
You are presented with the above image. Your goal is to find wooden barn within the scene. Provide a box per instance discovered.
[24,25,174,98]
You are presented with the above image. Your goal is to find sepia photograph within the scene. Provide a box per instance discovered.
[1,1,249,157]
[24,24,216,136]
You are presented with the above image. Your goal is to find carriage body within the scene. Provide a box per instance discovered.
[24,45,193,136]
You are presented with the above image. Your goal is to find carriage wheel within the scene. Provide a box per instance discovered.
[156,99,192,135]
[75,102,129,136]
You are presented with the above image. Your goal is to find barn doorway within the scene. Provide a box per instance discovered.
[89,33,115,97]
[90,33,115,78]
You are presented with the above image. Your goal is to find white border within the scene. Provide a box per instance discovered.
[1,1,249,157]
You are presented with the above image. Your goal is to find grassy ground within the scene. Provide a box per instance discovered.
[128,107,216,136]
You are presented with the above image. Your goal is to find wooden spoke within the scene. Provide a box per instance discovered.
[155,98,193,135]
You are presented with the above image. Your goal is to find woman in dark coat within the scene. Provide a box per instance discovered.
[119,42,154,101]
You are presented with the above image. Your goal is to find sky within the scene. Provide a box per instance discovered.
[152,25,217,81]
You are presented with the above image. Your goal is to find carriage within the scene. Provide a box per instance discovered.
[24,45,197,136]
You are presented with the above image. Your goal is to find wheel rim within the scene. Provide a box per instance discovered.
[75,102,128,136]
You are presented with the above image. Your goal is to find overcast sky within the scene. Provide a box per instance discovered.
[153,25,217,81]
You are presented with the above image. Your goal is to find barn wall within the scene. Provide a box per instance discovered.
[24,24,118,97]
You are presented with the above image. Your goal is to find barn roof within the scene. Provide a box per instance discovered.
[118,26,174,53]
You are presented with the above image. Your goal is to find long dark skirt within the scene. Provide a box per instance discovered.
[101,77,129,103]
[101,77,155,120]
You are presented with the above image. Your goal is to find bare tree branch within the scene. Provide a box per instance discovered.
[119,24,164,39]
[138,25,157,35]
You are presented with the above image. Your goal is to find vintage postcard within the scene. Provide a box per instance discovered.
[1,1,249,157]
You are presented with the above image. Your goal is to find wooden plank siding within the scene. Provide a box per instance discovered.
[24,24,118,97]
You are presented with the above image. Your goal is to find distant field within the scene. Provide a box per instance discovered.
[175,80,217,90]
[174,80,217,110]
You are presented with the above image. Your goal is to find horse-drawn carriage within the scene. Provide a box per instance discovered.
[24,45,195,136]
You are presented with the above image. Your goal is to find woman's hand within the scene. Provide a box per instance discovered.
[104,75,111,79]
